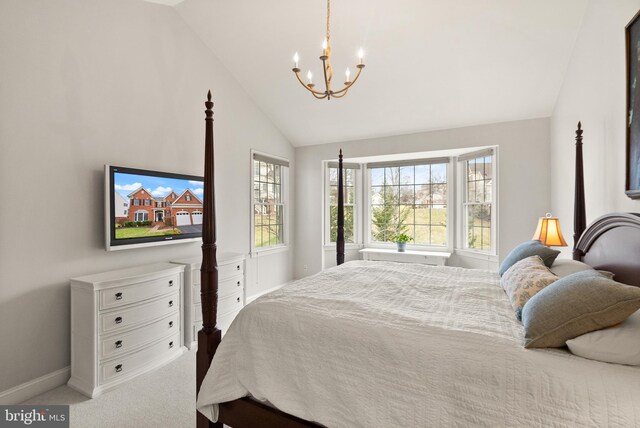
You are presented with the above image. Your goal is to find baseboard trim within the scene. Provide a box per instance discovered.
[0,366,70,405]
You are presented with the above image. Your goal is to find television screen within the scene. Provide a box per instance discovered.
[105,165,204,251]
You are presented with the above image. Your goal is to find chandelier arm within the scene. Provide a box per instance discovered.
[328,65,364,96]
[321,58,331,100]
[330,90,349,99]
[293,70,329,96]
[312,92,329,100]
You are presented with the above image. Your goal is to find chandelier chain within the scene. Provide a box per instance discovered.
[326,0,331,41]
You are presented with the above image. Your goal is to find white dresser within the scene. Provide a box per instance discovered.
[172,252,245,349]
[68,263,185,398]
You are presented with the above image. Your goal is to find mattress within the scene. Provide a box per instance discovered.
[197,260,640,427]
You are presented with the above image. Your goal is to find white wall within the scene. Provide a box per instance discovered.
[0,0,294,393]
[295,118,551,278]
[550,0,640,257]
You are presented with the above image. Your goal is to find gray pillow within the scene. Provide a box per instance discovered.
[522,270,640,348]
[499,240,560,276]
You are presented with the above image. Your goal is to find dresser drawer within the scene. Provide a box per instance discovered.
[192,277,243,304]
[99,312,179,360]
[219,290,243,317]
[219,262,243,280]
[100,293,179,335]
[99,274,179,310]
[99,332,180,385]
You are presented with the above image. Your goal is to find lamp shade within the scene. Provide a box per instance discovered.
[532,213,567,247]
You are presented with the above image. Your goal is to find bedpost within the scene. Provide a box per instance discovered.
[573,121,586,260]
[336,149,345,265]
[197,91,222,428]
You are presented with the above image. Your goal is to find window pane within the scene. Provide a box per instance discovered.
[345,169,354,186]
[415,225,430,245]
[399,186,414,204]
[347,187,355,204]
[399,166,414,185]
[371,168,384,186]
[370,186,383,204]
[260,162,268,182]
[431,226,447,246]
[255,224,263,247]
[385,167,399,185]
[432,206,447,227]
[274,165,281,184]
[329,168,337,185]
[414,205,430,225]
[431,164,447,183]
[415,164,430,184]
[415,185,431,205]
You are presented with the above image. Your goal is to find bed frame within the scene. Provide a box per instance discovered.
[195,93,640,427]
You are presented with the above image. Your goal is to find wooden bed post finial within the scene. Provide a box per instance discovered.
[573,121,586,260]
[197,91,222,428]
[337,149,345,266]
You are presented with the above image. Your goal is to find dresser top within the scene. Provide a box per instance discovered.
[71,263,184,289]
[171,252,245,268]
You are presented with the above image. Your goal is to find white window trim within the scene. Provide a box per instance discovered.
[456,148,499,257]
[250,149,289,256]
[323,161,362,246]
[363,160,454,253]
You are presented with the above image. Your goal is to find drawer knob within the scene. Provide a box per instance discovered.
[236,297,241,303]
[168,300,174,307]
[169,280,174,286]
[115,316,123,324]
[169,321,174,328]
[115,292,123,300]
[237,281,240,286]
[115,364,123,373]
[236,265,240,271]
[169,341,174,349]
[115,340,123,348]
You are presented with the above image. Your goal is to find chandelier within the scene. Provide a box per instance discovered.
[292,0,365,100]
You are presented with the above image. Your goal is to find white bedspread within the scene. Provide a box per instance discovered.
[197,261,640,427]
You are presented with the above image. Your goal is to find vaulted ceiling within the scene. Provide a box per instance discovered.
[170,0,588,146]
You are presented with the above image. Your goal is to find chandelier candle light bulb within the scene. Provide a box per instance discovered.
[291,0,366,100]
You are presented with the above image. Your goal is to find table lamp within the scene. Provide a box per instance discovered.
[532,213,567,247]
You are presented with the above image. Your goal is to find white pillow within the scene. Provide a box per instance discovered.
[566,310,640,365]
[549,259,593,278]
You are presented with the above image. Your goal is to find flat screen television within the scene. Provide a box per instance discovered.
[105,165,204,251]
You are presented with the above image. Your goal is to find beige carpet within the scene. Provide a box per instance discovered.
[23,349,202,428]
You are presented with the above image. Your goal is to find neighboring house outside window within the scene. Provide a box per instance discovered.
[368,160,449,247]
[460,149,495,253]
[252,152,289,251]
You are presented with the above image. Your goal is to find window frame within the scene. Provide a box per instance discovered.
[458,149,498,256]
[250,150,289,255]
[323,162,362,246]
[363,160,454,252]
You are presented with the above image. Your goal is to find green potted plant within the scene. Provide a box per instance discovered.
[394,233,412,252]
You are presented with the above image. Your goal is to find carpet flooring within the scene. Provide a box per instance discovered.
[23,349,202,428]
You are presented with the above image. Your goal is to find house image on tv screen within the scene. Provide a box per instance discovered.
[114,186,203,239]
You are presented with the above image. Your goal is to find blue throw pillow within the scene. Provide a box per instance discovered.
[499,240,560,277]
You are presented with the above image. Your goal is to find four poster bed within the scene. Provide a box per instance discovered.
[195,93,640,427]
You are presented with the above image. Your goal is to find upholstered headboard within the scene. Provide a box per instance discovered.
[574,212,640,287]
